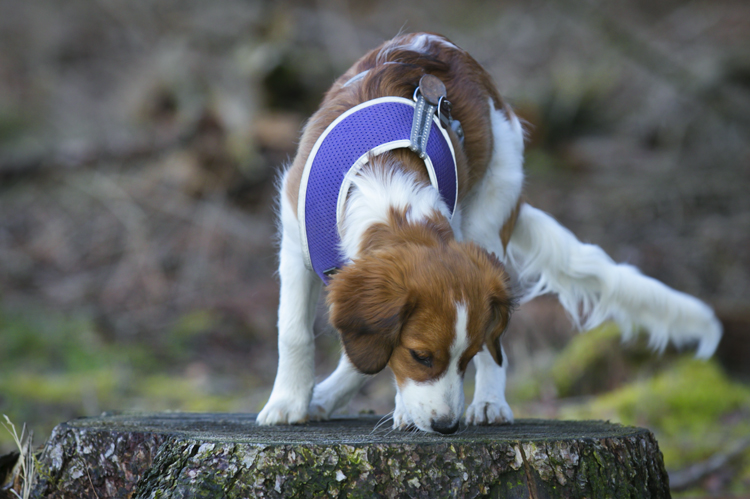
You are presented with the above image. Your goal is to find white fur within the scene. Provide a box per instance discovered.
[393,388,414,429]
[461,103,525,254]
[459,105,524,425]
[339,163,450,260]
[256,171,322,425]
[396,303,468,432]
[461,105,720,429]
[465,345,513,425]
[403,33,459,53]
[309,354,369,420]
[506,204,722,357]
[377,33,459,64]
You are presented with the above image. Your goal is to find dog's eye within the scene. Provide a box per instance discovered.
[410,349,433,368]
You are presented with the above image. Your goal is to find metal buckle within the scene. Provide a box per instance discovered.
[410,75,464,156]
[438,95,465,145]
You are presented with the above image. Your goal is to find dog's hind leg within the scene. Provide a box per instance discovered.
[257,181,322,425]
[308,353,370,420]
[460,103,525,256]
[506,204,722,357]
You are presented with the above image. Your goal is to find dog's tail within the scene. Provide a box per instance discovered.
[505,204,722,357]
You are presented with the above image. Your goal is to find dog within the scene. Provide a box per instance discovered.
[256,32,722,434]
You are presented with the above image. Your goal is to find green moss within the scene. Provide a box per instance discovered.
[0,108,29,143]
[588,358,749,431]
[0,309,109,372]
[549,322,656,397]
[135,374,241,412]
[345,447,365,465]
[164,309,219,361]
[551,323,619,388]
[509,376,543,403]
[562,358,750,471]
[0,371,119,404]
[544,321,750,494]
[0,305,251,454]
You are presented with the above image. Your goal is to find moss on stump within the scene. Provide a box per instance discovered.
[31,413,670,498]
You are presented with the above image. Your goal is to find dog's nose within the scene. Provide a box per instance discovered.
[431,417,459,435]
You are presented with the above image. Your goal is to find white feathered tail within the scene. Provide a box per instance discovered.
[506,204,722,358]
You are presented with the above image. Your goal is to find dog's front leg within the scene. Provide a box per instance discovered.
[465,345,514,425]
[308,353,369,420]
[257,195,321,425]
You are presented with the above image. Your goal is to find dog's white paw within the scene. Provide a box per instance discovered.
[465,399,514,426]
[307,401,332,422]
[257,398,309,425]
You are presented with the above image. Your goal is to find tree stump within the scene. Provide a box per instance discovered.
[31,413,670,498]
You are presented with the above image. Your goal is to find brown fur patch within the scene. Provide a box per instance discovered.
[285,32,505,214]
[500,198,524,252]
[327,209,513,383]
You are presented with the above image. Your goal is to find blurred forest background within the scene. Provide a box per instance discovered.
[0,0,749,496]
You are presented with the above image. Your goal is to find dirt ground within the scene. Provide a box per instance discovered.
[1,0,749,495]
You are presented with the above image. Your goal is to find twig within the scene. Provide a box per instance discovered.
[669,436,750,491]
[79,457,101,499]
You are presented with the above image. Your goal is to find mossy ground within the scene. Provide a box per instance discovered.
[509,323,750,496]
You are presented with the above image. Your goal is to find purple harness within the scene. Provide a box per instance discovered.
[298,96,458,284]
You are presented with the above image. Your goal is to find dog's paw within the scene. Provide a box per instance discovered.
[307,401,332,422]
[257,398,309,425]
[465,399,514,426]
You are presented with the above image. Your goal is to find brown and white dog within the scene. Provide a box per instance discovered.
[257,33,722,434]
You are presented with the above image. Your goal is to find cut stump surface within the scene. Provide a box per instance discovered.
[32,413,670,498]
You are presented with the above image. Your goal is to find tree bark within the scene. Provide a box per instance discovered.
[31,413,670,498]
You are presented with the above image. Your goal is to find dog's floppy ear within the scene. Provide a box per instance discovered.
[327,257,415,374]
[485,291,513,366]
[474,247,514,367]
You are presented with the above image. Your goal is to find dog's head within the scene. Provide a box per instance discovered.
[327,241,513,434]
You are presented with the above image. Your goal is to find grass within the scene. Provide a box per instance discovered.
[2,415,35,499]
